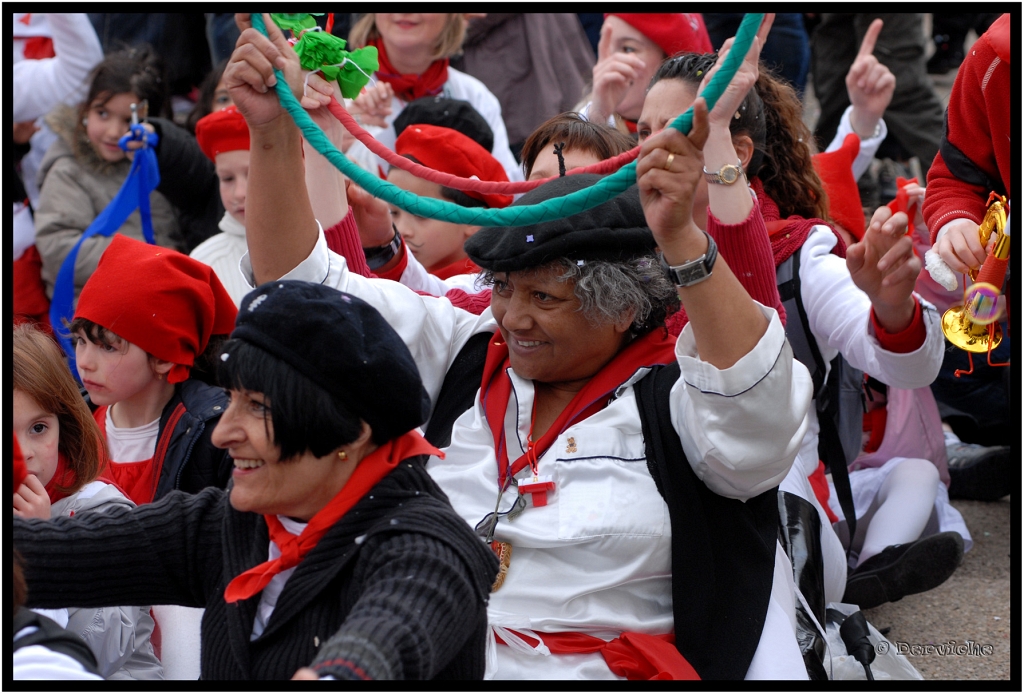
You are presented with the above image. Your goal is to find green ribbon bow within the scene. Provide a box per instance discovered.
[293,31,379,99]
[270,13,322,33]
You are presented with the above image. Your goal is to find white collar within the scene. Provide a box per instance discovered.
[218,211,247,238]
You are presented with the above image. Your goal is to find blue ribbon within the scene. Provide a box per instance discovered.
[50,124,161,372]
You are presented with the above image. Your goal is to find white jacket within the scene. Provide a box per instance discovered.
[240,225,814,679]
[190,212,250,307]
[13,13,103,123]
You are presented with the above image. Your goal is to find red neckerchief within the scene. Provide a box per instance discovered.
[480,329,676,487]
[431,257,480,280]
[44,452,78,504]
[368,36,449,103]
[223,430,443,603]
[751,176,846,265]
[45,444,120,505]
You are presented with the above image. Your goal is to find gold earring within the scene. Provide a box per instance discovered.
[338,451,348,461]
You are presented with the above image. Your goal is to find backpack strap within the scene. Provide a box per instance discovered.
[424,331,493,448]
[777,247,858,551]
[13,607,101,676]
[635,362,778,680]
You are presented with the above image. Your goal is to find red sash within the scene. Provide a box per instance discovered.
[496,629,699,680]
[223,431,442,603]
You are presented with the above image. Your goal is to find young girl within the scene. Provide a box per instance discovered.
[189,105,251,306]
[580,13,712,135]
[34,46,184,301]
[345,12,522,182]
[13,322,162,680]
[67,234,237,506]
[520,112,635,181]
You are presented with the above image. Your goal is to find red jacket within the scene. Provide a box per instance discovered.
[924,13,1011,243]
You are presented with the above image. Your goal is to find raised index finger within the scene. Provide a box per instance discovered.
[858,18,883,58]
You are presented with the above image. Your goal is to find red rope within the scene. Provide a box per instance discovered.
[325,96,640,195]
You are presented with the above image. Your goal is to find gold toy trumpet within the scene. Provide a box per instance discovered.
[940,193,1010,376]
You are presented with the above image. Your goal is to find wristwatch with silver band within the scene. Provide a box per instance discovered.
[660,231,718,287]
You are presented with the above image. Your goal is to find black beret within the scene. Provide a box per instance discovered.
[231,281,430,443]
[394,96,495,154]
[464,174,656,273]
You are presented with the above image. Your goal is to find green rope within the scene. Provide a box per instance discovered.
[252,12,763,227]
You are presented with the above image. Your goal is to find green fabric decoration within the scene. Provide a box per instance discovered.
[270,13,320,33]
[333,46,378,100]
[294,31,379,99]
[252,12,763,227]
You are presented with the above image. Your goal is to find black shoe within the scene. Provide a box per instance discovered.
[946,441,1012,501]
[843,532,964,610]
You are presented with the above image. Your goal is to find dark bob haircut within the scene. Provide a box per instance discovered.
[217,338,363,460]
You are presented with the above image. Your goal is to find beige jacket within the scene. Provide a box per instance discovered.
[34,104,183,300]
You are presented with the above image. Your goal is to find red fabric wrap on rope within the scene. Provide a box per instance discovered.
[495,629,700,680]
[327,96,640,194]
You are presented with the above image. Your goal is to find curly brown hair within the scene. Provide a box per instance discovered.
[650,52,829,220]
[13,323,105,498]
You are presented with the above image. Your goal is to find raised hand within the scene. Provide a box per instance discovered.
[13,474,51,520]
[351,81,394,128]
[847,205,920,332]
[589,21,648,124]
[699,13,774,129]
[346,178,394,248]
[846,19,895,139]
[226,13,331,130]
[636,98,710,249]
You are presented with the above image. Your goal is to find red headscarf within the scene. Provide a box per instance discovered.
[74,235,238,384]
[368,36,449,103]
[195,105,250,161]
[395,124,511,208]
[606,13,713,57]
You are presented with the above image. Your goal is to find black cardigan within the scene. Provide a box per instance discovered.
[14,459,499,680]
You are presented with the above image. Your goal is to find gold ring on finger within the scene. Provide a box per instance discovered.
[664,152,675,171]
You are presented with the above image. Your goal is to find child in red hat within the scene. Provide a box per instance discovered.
[385,124,511,281]
[67,235,238,506]
[190,105,251,306]
[582,13,712,134]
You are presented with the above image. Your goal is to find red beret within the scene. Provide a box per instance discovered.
[74,236,238,384]
[606,13,713,58]
[13,435,28,491]
[395,124,512,209]
[195,105,250,161]
[813,133,866,240]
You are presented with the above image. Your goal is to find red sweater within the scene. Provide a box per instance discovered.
[923,13,1011,242]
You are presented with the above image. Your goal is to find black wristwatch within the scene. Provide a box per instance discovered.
[364,225,403,270]
[660,231,717,287]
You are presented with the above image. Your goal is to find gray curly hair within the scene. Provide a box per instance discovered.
[482,256,680,335]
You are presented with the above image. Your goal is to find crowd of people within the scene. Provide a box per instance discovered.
[12,12,1012,681]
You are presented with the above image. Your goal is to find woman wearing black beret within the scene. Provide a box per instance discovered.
[13,281,500,680]
[151,15,809,680]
